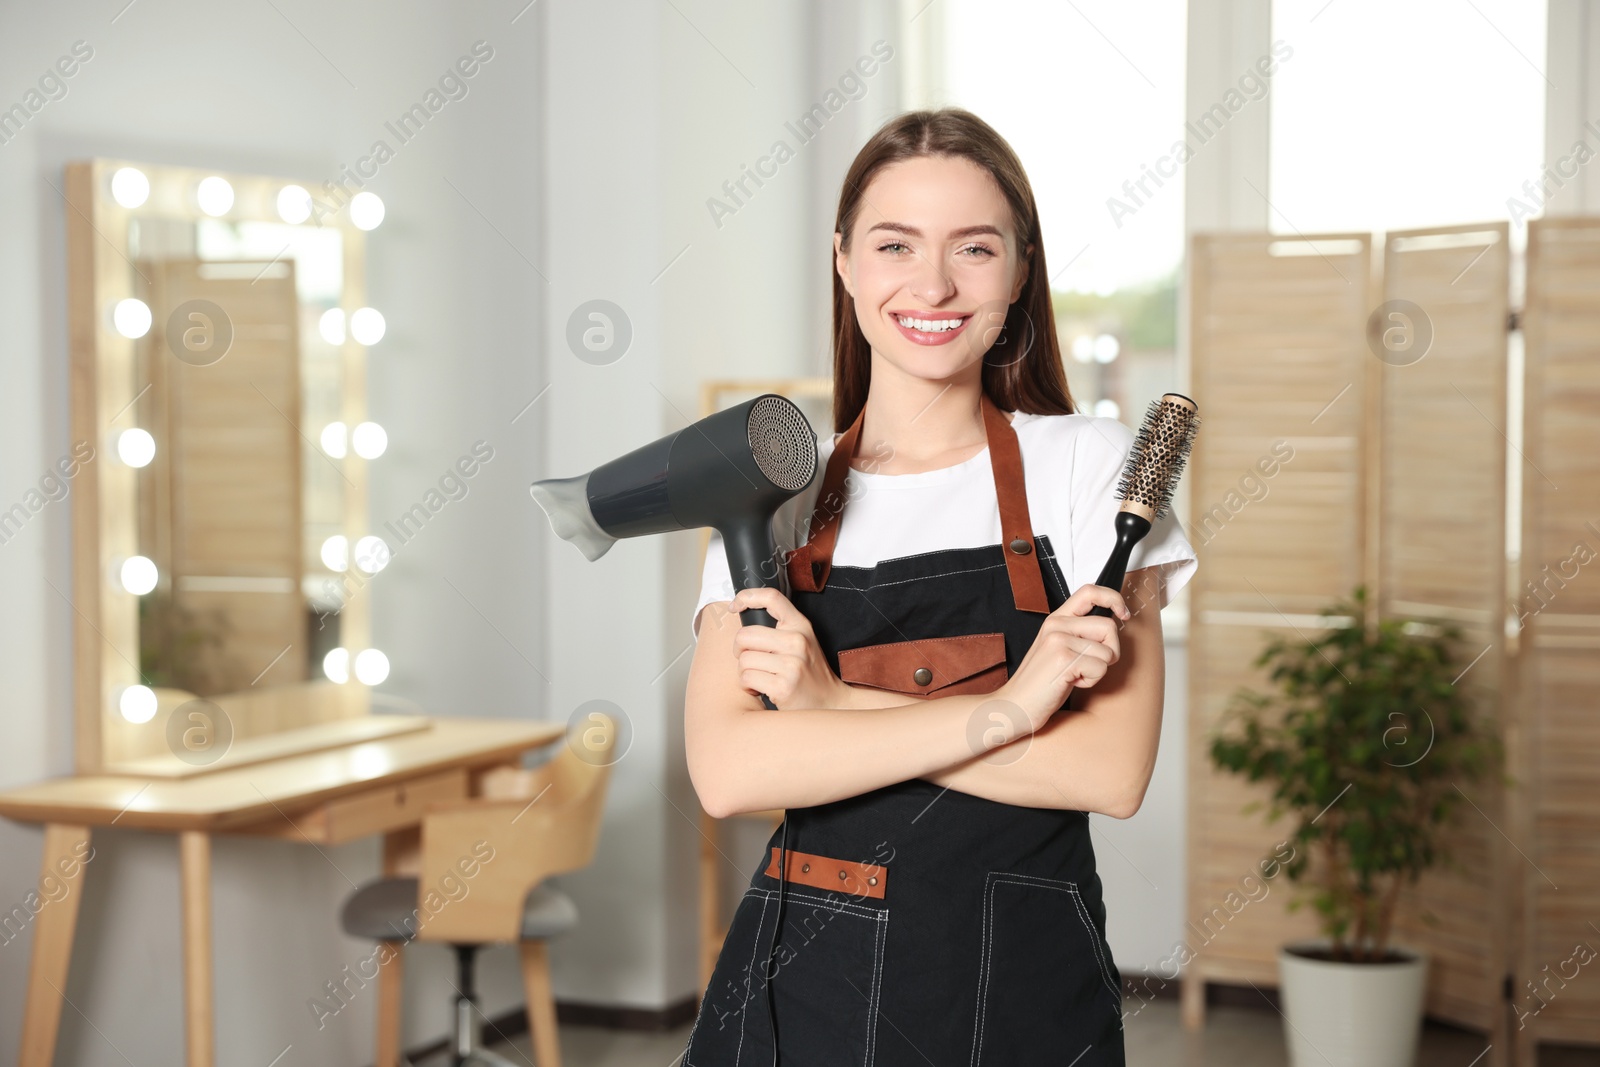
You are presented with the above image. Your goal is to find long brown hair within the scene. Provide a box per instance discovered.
[829,107,1077,434]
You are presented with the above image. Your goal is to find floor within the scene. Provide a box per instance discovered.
[452,999,1600,1066]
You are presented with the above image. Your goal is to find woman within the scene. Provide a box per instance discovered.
[681,108,1197,1067]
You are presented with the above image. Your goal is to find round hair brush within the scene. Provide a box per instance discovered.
[1085,392,1200,619]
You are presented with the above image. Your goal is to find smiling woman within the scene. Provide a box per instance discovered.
[682,108,1196,1067]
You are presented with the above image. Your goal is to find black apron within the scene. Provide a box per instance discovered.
[684,392,1126,1067]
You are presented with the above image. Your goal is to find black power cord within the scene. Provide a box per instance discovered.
[766,813,789,1067]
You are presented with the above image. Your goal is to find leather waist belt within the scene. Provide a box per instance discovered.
[765,846,887,900]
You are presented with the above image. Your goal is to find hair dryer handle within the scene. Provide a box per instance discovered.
[722,519,783,711]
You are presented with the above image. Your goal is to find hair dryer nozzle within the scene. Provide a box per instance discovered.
[529,472,617,561]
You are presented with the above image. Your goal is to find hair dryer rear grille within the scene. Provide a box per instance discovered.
[748,396,817,491]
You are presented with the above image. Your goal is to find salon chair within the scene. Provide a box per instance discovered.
[340,712,617,1067]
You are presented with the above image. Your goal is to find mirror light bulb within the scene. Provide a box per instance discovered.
[349,307,386,345]
[320,535,349,572]
[1092,334,1121,364]
[110,167,150,209]
[349,191,385,230]
[1093,398,1121,420]
[1071,335,1094,363]
[196,176,234,216]
[323,647,350,684]
[352,422,387,459]
[353,535,389,574]
[120,684,158,723]
[277,184,312,224]
[354,648,390,685]
[120,555,158,595]
[318,308,346,345]
[117,428,156,468]
[320,422,347,458]
[112,298,152,339]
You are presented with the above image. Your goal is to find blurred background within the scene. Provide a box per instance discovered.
[0,1,1594,1065]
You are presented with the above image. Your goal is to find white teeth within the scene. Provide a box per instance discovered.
[896,315,965,332]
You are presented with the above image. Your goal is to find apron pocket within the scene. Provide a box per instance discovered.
[838,631,1008,699]
[685,885,889,1066]
[969,871,1123,1065]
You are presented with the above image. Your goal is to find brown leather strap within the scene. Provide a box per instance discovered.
[786,391,1049,614]
[766,846,887,900]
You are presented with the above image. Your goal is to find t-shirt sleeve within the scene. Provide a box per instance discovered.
[691,529,738,640]
[1067,415,1197,611]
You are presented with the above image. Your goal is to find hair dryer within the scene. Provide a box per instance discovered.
[529,394,819,707]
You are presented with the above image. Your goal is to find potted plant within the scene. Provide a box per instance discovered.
[1209,584,1506,1067]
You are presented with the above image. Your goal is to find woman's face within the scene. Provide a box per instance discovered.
[834,153,1031,385]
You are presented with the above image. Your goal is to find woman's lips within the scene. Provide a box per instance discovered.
[891,313,972,346]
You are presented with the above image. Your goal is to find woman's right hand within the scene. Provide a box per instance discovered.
[996,583,1130,733]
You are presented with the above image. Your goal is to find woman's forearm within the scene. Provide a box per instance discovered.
[694,690,1029,817]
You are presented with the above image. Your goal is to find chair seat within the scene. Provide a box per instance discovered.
[340,876,580,942]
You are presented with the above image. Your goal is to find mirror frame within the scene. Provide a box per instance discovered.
[65,158,377,775]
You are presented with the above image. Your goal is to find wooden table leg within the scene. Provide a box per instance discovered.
[376,828,417,1067]
[179,831,214,1067]
[1180,969,1206,1029]
[18,823,92,1067]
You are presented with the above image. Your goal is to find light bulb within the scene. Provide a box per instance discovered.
[120,555,158,595]
[318,307,346,345]
[323,647,350,684]
[354,648,390,685]
[196,176,234,216]
[112,298,152,339]
[320,421,347,458]
[1071,335,1094,363]
[110,167,150,209]
[349,307,386,345]
[1092,334,1120,364]
[1093,398,1121,420]
[320,535,348,571]
[117,428,156,468]
[349,191,385,230]
[352,422,387,459]
[119,684,158,724]
[353,535,389,574]
[277,184,312,224]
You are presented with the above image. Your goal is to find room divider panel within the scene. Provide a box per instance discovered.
[1513,215,1600,1061]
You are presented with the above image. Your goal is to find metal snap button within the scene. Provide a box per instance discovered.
[912,667,933,686]
[868,876,878,886]
[800,863,810,873]
[1009,538,1032,555]
[838,870,848,880]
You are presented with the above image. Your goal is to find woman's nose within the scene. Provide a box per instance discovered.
[909,256,956,305]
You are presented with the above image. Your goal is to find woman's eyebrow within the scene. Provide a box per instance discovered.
[865,222,1005,240]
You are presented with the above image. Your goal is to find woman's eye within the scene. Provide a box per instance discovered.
[960,244,996,258]
[877,241,909,254]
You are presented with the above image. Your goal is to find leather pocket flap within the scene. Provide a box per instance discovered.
[837,631,1008,698]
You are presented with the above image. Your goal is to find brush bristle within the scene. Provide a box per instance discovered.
[1114,395,1200,519]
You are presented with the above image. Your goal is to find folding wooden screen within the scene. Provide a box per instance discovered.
[1183,223,1540,1064]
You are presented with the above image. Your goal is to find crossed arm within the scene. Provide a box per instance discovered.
[685,566,1167,819]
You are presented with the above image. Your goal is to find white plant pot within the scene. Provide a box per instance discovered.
[1277,940,1428,1067]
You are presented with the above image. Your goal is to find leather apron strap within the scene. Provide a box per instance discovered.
[786,391,1050,614]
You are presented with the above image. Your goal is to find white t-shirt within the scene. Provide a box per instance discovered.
[690,410,1198,639]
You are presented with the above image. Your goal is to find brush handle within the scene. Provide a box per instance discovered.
[1086,510,1152,619]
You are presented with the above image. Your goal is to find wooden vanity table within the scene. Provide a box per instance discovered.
[1,715,567,1067]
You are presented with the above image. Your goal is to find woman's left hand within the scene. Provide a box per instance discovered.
[726,586,846,710]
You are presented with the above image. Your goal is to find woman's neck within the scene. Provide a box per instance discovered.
[849,363,1009,474]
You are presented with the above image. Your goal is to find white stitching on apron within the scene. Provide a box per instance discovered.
[969,870,1122,1065]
